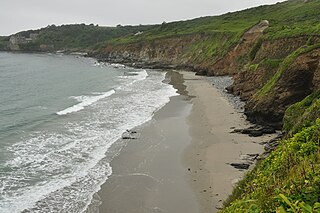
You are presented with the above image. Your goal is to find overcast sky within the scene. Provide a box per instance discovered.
[0,0,286,36]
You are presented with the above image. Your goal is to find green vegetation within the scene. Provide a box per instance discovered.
[284,90,320,135]
[4,24,155,51]
[32,24,155,50]
[2,0,319,64]
[183,31,242,63]
[246,63,259,72]
[249,38,263,61]
[254,43,320,99]
[100,0,320,62]
[260,58,283,69]
[221,117,320,212]
[0,36,9,50]
[1,1,320,212]
[110,0,320,44]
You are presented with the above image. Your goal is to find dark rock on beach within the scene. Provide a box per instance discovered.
[231,125,275,137]
[122,130,139,139]
[229,163,250,170]
[195,69,207,76]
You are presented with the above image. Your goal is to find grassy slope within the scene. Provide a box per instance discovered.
[110,0,320,44]
[103,0,320,62]
[0,36,9,49]
[2,2,320,211]
[102,1,320,211]
[222,92,320,212]
[284,90,320,135]
[254,43,320,99]
[3,0,319,63]
[4,24,156,51]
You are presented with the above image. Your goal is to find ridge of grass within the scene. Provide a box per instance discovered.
[254,43,320,99]
[221,115,320,212]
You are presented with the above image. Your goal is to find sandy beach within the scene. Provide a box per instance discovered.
[182,71,274,212]
[95,71,274,213]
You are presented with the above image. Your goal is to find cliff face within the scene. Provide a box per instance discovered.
[229,37,314,101]
[93,20,320,128]
[246,48,320,127]
[93,35,204,70]
[208,20,269,76]
[93,21,268,76]
[229,37,320,128]
[93,33,233,74]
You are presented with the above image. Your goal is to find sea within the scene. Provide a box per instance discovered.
[0,52,177,212]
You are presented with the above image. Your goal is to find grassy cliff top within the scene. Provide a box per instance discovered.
[1,0,319,52]
[110,0,320,44]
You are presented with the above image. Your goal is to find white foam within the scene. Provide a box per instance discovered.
[117,70,149,89]
[110,63,125,68]
[56,90,115,115]
[132,70,148,81]
[0,70,178,213]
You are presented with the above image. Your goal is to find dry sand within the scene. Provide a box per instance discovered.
[182,71,274,212]
[95,71,274,213]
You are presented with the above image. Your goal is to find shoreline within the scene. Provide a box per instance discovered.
[95,71,199,213]
[93,70,275,213]
[181,71,275,212]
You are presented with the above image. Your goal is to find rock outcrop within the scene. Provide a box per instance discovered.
[91,20,320,129]
[91,34,211,72]
[208,20,269,76]
[245,48,320,128]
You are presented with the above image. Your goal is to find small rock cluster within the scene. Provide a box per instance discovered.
[122,130,139,139]
[231,125,276,137]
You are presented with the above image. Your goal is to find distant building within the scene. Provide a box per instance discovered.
[9,33,39,50]
[9,33,38,45]
[9,35,27,45]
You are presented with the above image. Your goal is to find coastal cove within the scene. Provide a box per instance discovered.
[88,71,276,213]
[1,0,320,211]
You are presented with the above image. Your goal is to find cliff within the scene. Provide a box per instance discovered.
[2,0,320,211]
[90,0,320,129]
[88,1,320,210]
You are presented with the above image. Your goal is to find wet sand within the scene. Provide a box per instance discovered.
[97,71,199,213]
[96,71,273,213]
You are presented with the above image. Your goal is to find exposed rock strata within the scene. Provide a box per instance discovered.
[91,21,320,128]
[245,48,320,128]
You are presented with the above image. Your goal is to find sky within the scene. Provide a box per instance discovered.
[0,0,286,36]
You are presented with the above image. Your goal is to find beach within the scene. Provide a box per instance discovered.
[96,71,274,213]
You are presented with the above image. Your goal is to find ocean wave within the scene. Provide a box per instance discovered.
[117,70,148,89]
[0,70,177,213]
[56,90,115,115]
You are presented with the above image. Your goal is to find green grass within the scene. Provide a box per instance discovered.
[260,58,283,69]
[3,0,320,60]
[284,90,320,135]
[96,0,320,66]
[183,31,242,63]
[0,36,9,50]
[254,43,320,99]
[109,0,320,45]
[246,63,259,72]
[221,117,320,212]
[249,38,263,61]
[8,24,155,51]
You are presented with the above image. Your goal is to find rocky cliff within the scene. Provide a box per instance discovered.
[91,32,236,74]
[246,48,320,128]
[92,21,320,129]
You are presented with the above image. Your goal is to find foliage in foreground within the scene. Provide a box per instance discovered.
[221,94,320,212]
[284,90,320,135]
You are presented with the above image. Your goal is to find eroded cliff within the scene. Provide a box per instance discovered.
[92,21,320,129]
